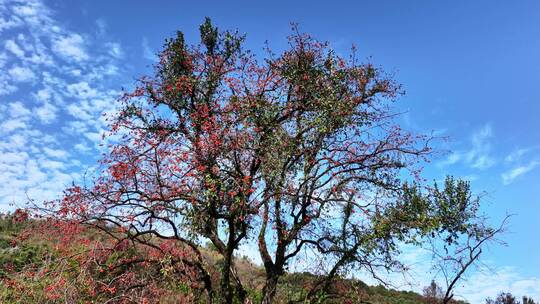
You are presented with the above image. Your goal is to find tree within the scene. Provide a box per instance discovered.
[423,280,444,303]
[485,294,538,304]
[486,292,520,304]
[523,296,538,304]
[31,19,498,304]
[421,179,509,304]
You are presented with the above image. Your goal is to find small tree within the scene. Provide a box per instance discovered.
[523,296,538,304]
[421,179,509,304]
[485,294,538,304]
[423,280,444,303]
[486,292,520,304]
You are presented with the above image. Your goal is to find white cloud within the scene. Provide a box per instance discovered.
[142,37,157,61]
[501,160,540,185]
[84,132,101,143]
[35,87,51,102]
[52,33,89,62]
[74,142,91,153]
[66,103,92,120]
[106,42,123,59]
[0,52,6,68]
[0,16,23,32]
[467,124,495,169]
[0,0,124,209]
[471,154,495,170]
[35,102,57,123]
[96,18,107,37]
[63,120,89,134]
[0,77,17,95]
[40,159,65,170]
[354,246,540,304]
[1,119,27,132]
[12,2,40,18]
[440,124,496,170]
[0,134,27,150]
[67,81,98,99]
[441,152,461,166]
[8,65,35,82]
[505,147,535,163]
[459,266,540,303]
[9,101,31,117]
[42,147,68,159]
[5,39,24,57]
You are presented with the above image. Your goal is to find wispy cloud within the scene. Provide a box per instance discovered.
[142,36,158,61]
[504,146,536,163]
[459,266,540,303]
[8,65,35,82]
[0,0,125,207]
[501,160,540,185]
[5,39,25,57]
[95,18,107,37]
[467,124,496,169]
[52,33,89,62]
[356,246,540,303]
[8,101,31,117]
[35,102,57,123]
[440,124,496,170]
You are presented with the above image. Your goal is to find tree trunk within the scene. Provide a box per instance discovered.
[202,270,214,304]
[220,253,234,304]
[261,275,279,304]
[232,265,247,303]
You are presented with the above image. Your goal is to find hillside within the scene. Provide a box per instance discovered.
[0,214,464,304]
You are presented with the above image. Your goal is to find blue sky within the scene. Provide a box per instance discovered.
[0,0,539,302]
